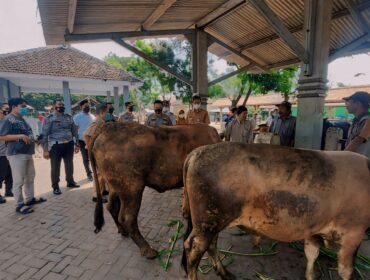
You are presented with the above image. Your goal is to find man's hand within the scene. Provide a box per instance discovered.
[43,151,50,160]
[74,145,80,154]
[19,134,32,144]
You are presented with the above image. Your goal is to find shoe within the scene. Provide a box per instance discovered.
[67,182,80,188]
[0,195,6,204]
[87,175,93,181]
[53,188,62,195]
[4,192,13,197]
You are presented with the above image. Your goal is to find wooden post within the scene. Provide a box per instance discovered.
[106,90,111,102]
[123,85,130,104]
[195,30,208,108]
[295,0,333,149]
[113,86,119,114]
[62,81,72,115]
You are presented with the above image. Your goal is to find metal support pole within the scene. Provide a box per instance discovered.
[195,30,208,108]
[123,85,130,104]
[106,90,111,102]
[62,81,72,115]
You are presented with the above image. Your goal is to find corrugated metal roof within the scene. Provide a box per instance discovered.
[37,0,370,70]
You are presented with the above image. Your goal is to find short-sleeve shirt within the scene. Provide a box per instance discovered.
[119,112,137,122]
[225,119,254,144]
[0,114,35,156]
[145,113,173,126]
[347,113,370,158]
[269,116,296,147]
[73,112,96,140]
[165,112,176,125]
[186,109,210,124]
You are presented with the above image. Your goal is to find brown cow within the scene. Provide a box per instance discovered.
[91,122,220,259]
[182,142,370,280]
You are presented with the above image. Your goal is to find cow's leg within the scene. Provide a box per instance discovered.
[208,235,235,280]
[118,189,157,259]
[304,237,320,280]
[184,230,213,280]
[106,192,128,236]
[337,229,364,280]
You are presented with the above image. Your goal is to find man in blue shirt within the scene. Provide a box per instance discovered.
[0,98,46,214]
[73,100,95,181]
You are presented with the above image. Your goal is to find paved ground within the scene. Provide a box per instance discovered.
[0,155,369,280]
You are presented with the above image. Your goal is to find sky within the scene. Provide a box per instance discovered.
[1,0,370,87]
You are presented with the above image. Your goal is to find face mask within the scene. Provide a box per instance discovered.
[128,106,133,112]
[2,110,9,116]
[194,104,201,110]
[108,108,114,114]
[83,106,90,113]
[104,113,111,121]
[155,109,162,114]
[163,106,169,113]
[19,107,29,116]
[179,114,185,118]
[56,106,65,113]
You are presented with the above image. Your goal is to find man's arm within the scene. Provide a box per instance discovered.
[71,118,79,145]
[0,119,31,143]
[225,122,232,141]
[41,117,51,151]
[345,119,370,152]
[248,122,254,144]
[204,111,210,125]
[269,120,275,133]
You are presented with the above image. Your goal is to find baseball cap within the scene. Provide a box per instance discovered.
[343,91,370,106]
[275,101,292,110]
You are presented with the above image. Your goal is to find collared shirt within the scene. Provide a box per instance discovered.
[0,114,35,156]
[119,112,137,122]
[177,117,187,125]
[42,113,78,151]
[165,111,176,125]
[145,113,173,126]
[186,109,210,124]
[347,113,370,158]
[269,115,296,147]
[225,118,254,144]
[73,112,96,140]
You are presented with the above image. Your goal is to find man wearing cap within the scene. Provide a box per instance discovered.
[119,102,137,123]
[225,106,254,144]
[162,100,176,125]
[269,101,296,147]
[343,91,370,158]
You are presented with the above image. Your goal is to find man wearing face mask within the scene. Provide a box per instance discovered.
[0,98,46,214]
[176,109,187,125]
[186,95,210,125]
[145,100,173,126]
[119,102,138,122]
[106,102,117,122]
[42,99,80,195]
[162,100,176,125]
[73,100,96,181]
[225,106,254,143]
[0,103,13,202]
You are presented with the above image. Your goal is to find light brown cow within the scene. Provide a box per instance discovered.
[182,142,370,280]
[91,122,220,259]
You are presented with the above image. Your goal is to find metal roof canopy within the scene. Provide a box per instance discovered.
[37,0,370,150]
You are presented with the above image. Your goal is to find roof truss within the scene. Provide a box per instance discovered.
[67,0,78,33]
[141,0,177,30]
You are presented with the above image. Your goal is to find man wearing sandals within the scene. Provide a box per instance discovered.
[0,98,46,214]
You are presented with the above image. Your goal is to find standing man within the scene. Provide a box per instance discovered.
[119,102,137,122]
[73,100,95,181]
[269,101,296,147]
[146,100,173,126]
[225,106,254,144]
[162,100,176,125]
[186,95,210,125]
[106,102,117,122]
[0,103,13,203]
[0,98,46,214]
[344,91,370,158]
[42,99,80,195]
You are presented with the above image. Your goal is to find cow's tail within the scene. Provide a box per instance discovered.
[181,154,193,274]
[89,125,106,234]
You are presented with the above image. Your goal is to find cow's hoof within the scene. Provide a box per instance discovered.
[221,271,236,280]
[141,247,158,259]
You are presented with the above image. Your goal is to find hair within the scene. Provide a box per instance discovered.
[237,105,248,115]
[178,109,185,114]
[8,98,27,110]
[106,101,113,105]
[79,99,89,107]
[154,100,163,105]
[163,100,170,106]
[0,103,9,110]
[230,107,237,113]
[192,95,201,102]
[53,98,63,105]
[96,103,108,114]
[125,102,132,107]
